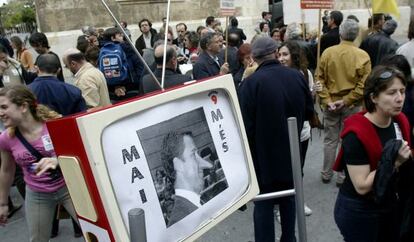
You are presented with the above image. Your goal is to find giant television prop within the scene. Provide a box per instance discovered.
[46,74,259,242]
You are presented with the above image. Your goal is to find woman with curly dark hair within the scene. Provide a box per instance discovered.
[278,40,322,217]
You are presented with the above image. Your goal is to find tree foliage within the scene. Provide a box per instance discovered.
[1,0,36,28]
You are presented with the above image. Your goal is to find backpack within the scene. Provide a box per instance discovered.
[99,42,129,86]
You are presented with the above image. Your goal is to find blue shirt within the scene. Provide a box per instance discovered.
[28,75,87,116]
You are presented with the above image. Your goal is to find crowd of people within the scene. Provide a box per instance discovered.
[0,8,412,242]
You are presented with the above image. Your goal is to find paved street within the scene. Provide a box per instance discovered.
[1,128,343,242]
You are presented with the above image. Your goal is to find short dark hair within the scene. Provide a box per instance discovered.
[271,28,280,37]
[139,18,152,28]
[76,35,89,53]
[230,17,238,27]
[199,32,217,50]
[408,16,414,40]
[259,22,269,32]
[184,31,199,49]
[85,46,100,66]
[329,10,343,26]
[364,66,407,112]
[176,22,187,31]
[120,21,127,27]
[373,13,385,26]
[36,53,61,74]
[29,32,50,49]
[0,44,9,55]
[102,27,122,42]
[262,11,270,18]
[206,16,215,26]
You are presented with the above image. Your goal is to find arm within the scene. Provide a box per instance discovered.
[0,151,16,225]
[21,51,35,71]
[315,53,332,107]
[347,164,376,195]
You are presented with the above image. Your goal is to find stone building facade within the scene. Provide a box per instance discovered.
[35,0,412,33]
[34,0,267,33]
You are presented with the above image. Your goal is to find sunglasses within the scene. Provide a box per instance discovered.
[378,69,403,80]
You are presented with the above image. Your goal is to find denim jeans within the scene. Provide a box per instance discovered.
[25,186,78,242]
[254,195,296,242]
[334,192,397,242]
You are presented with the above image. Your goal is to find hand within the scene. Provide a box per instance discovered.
[395,141,411,169]
[314,81,322,92]
[114,86,126,97]
[333,100,345,111]
[327,102,336,111]
[177,56,187,63]
[220,63,229,75]
[34,157,58,176]
[0,205,8,226]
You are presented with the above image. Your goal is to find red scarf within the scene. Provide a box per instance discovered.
[333,112,411,171]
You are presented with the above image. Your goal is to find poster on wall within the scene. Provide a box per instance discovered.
[101,88,250,241]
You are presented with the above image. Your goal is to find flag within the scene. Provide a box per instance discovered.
[372,0,400,18]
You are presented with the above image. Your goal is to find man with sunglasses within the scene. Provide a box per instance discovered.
[316,19,371,186]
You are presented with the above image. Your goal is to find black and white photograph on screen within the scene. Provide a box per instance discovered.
[136,107,229,227]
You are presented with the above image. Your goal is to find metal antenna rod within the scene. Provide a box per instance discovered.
[161,0,172,89]
[99,0,162,91]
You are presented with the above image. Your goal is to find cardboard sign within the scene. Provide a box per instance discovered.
[47,75,258,242]
[220,0,235,16]
[300,0,334,9]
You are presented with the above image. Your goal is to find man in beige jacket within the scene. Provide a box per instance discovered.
[63,48,110,109]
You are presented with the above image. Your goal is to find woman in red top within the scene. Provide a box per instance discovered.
[333,66,412,242]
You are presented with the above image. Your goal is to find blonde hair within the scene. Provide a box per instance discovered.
[0,85,61,135]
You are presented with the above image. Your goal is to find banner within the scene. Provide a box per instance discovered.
[300,0,334,9]
[372,0,400,18]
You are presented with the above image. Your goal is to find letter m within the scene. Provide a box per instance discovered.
[211,109,224,123]
[122,146,140,164]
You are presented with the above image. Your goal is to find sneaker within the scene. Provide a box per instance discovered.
[304,204,312,216]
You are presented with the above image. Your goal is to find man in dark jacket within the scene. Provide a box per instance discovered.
[28,53,86,116]
[320,10,343,54]
[135,18,158,56]
[141,44,191,94]
[360,19,399,68]
[238,37,314,242]
[192,32,229,80]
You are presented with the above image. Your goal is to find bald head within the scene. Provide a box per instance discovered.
[63,48,86,74]
[154,45,177,68]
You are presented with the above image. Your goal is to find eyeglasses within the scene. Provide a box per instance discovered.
[167,39,172,42]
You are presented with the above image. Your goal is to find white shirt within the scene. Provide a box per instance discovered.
[143,32,152,49]
[175,189,201,207]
